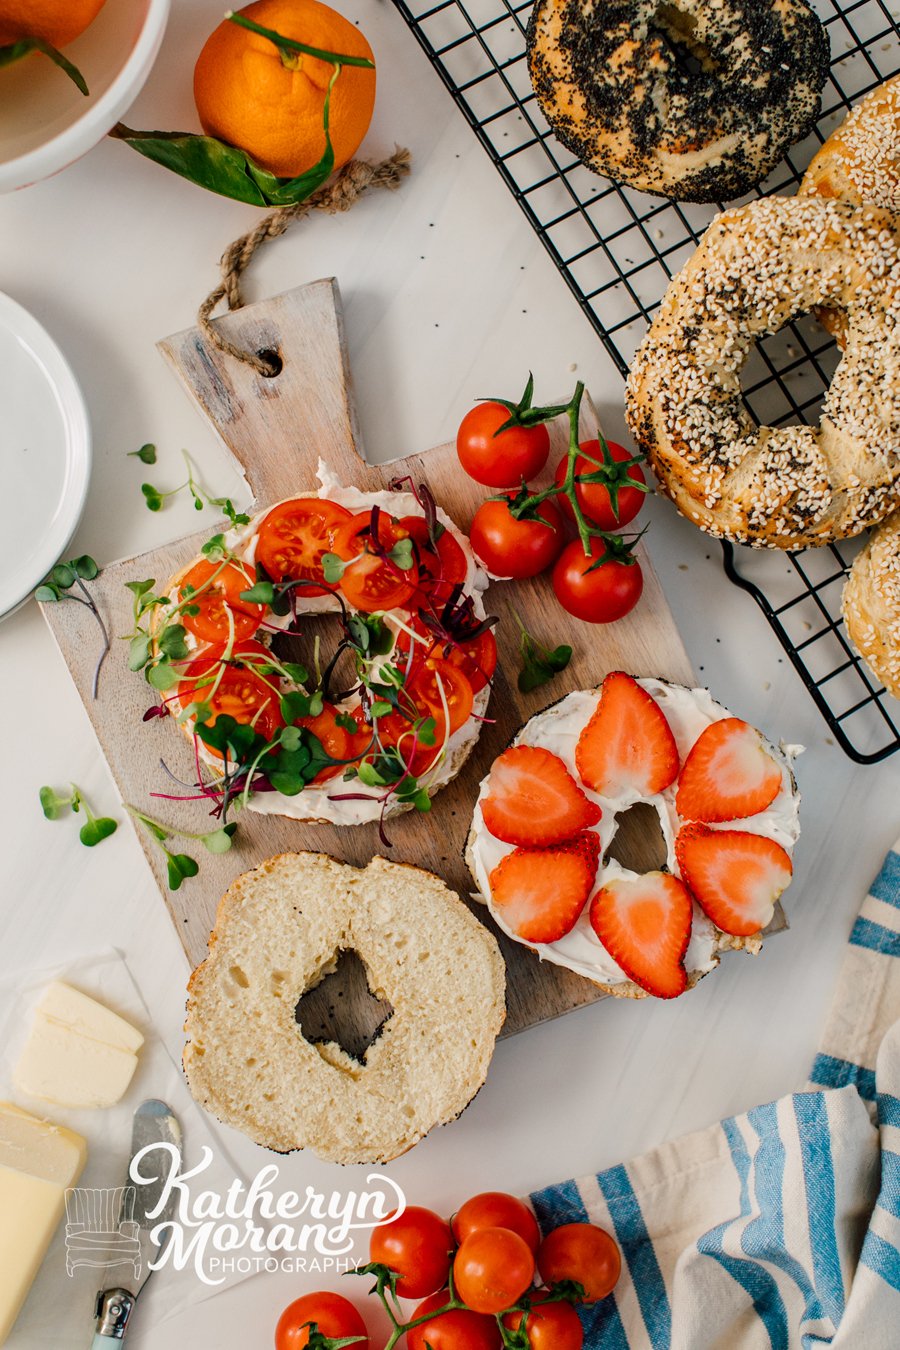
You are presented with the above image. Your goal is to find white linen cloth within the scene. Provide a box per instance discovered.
[530,839,900,1349]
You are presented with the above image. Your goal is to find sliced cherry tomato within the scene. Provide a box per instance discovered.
[440,627,497,695]
[452,1193,541,1254]
[400,515,468,604]
[296,702,352,783]
[369,1207,453,1300]
[376,703,448,779]
[255,497,351,594]
[408,658,474,736]
[554,440,647,531]
[552,538,643,624]
[469,495,564,579]
[179,559,263,645]
[536,1223,621,1303]
[178,642,283,753]
[274,1290,368,1350]
[333,510,419,613]
[457,402,550,488]
[406,1291,501,1350]
[453,1227,535,1315]
[503,1291,584,1349]
[393,618,497,696]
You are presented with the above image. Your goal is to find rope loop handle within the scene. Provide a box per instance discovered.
[197,148,411,373]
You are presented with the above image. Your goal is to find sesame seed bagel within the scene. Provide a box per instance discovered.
[799,75,900,344]
[183,852,506,1163]
[842,511,900,700]
[801,74,900,214]
[625,196,900,548]
[527,0,829,202]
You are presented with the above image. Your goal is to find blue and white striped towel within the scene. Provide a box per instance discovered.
[530,840,900,1348]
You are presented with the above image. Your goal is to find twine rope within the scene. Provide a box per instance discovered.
[197,147,411,374]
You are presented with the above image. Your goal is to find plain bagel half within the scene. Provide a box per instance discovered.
[183,853,506,1164]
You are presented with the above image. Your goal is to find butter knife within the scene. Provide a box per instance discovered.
[90,1099,182,1346]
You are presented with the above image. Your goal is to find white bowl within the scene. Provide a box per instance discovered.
[0,292,91,621]
[0,0,170,193]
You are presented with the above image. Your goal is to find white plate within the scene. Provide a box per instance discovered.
[0,0,170,193]
[0,293,91,619]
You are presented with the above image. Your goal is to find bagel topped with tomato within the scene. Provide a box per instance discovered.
[141,465,495,831]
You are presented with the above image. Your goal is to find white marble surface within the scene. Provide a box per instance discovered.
[3,1,900,1344]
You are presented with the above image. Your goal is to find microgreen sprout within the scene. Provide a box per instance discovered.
[140,449,250,528]
[39,784,118,847]
[128,443,157,465]
[35,555,110,698]
[513,609,572,692]
[126,805,237,890]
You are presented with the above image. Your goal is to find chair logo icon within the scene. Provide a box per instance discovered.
[64,1186,142,1279]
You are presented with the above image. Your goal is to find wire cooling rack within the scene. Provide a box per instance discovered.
[390,0,900,762]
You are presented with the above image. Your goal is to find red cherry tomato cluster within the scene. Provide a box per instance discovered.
[456,380,649,626]
[274,1193,621,1350]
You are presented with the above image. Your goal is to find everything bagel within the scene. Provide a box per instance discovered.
[625,196,900,548]
[527,0,829,202]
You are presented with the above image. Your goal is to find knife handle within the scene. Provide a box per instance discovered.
[91,1288,135,1343]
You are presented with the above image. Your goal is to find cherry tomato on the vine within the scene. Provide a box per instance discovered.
[469,495,564,579]
[179,558,263,645]
[452,1193,541,1254]
[552,538,643,624]
[453,1226,535,1315]
[536,1223,622,1303]
[503,1291,584,1349]
[457,402,550,488]
[405,1291,502,1350]
[274,1291,368,1350]
[369,1206,453,1300]
[553,439,647,531]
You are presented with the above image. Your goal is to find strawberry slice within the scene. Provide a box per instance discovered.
[575,672,679,798]
[481,745,601,846]
[676,824,792,936]
[589,872,692,999]
[676,718,782,822]
[489,833,599,943]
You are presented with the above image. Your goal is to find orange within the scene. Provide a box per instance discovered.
[193,0,376,179]
[0,0,107,47]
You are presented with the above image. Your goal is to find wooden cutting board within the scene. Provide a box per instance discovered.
[41,278,781,1042]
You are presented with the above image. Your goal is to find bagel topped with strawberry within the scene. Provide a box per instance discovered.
[133,465,495,834]
[466,673,801,999]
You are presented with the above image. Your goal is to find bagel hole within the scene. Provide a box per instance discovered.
[270,615,362,708]
[741,314,840,429]
[605,802,668,874]
[649,5,713,78]
[294,949,393,1065]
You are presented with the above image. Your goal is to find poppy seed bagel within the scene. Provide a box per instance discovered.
[527,0,829,202]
